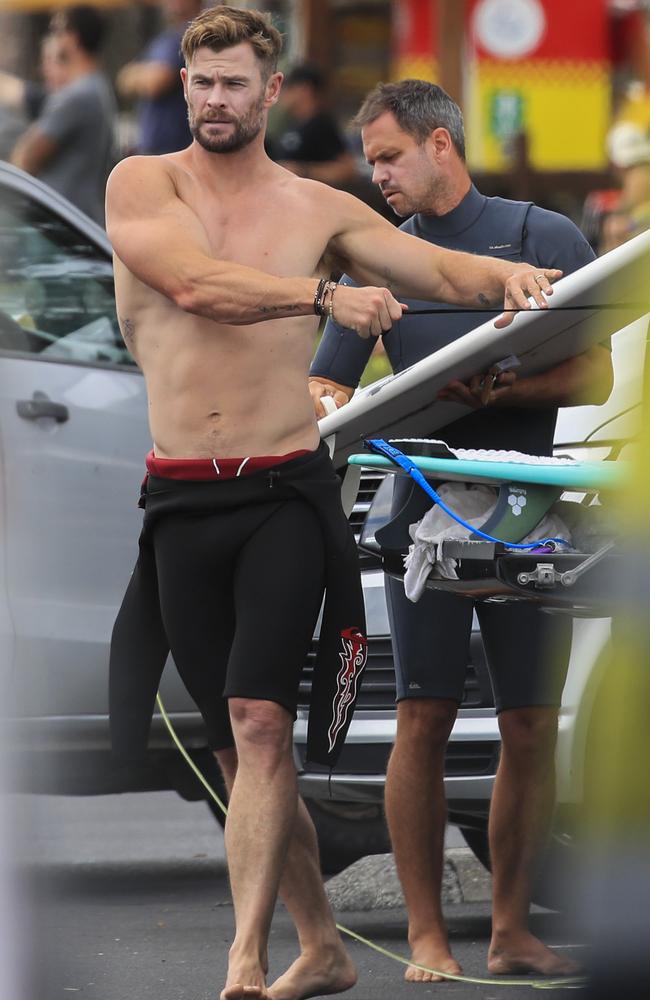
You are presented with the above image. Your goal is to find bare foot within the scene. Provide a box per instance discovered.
[221,961,270,1000]
[221,985,270,999]
[268,943,357,1000]
[405,936,462,983]
[488,931,581,976]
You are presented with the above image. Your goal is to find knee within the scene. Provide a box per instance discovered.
[228,698,293,758]
[395,698,458,754]
[214,746,238,791]
[498,707,559,762]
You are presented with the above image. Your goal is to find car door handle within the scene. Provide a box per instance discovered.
[16,392,69,424]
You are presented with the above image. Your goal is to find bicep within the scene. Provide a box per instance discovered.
[106,161,213,296]
[329,198,446,295]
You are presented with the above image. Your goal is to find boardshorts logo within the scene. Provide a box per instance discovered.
[327,627,368,753]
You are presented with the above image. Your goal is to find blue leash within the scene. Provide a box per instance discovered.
[364,438,571,551]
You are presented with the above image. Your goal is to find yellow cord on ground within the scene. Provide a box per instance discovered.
[155,693,586,991]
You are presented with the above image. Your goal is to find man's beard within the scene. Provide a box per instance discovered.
[189,96,266,154]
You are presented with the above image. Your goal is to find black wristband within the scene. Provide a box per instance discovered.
[313,278,327,316]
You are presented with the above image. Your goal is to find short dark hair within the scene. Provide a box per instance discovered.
[283,63,326,92]
[353,79,466,160]
[182,5,283,78]
[50,6,106,56]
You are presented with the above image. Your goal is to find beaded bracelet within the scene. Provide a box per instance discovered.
[314,278,338,316]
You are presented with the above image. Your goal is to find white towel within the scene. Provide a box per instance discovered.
[403,482,572,602]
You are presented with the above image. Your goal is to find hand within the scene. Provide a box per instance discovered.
[494,265,563,328]
[333,284,407,339]
[309,380,350,418]
[437,370,518,409]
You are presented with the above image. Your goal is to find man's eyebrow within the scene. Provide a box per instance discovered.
[365,148,398,165]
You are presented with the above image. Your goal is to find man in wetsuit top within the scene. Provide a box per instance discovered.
[310,79,613,983]
[106,11,564,998]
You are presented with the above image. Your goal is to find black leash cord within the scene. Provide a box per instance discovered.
[405,303,648,316]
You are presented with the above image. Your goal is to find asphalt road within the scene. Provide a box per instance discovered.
[11,792,588,1000]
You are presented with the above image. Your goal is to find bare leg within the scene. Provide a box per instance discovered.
[384,699,463,983]
[487,706,580,976]
[216,748,356,1000]
[218,697,298,1000]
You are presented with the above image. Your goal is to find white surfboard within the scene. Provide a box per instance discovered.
[319,228,650,477]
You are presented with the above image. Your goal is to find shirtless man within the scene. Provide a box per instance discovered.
[105,8,560,1000]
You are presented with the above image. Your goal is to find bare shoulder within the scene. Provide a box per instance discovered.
[106,154,187,228]
[281,172,381,230]
[107,153,173,189]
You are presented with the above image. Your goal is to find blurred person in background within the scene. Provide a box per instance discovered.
[0,32,71,125]
[607,120,650,236]
[117,0,202,155]
[583,119,650,254]
[271,63,358,186]
[10,5,115,226]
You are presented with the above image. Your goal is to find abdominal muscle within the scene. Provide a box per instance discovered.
[130,305,321,460]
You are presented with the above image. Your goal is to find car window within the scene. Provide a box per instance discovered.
[0,186,134,367]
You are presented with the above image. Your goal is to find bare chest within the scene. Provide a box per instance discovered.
[186,189,329,277]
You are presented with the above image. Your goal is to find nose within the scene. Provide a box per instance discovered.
[371,162,388,186]
[206,84,228,108]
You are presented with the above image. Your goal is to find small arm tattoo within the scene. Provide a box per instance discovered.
[257,304,301,315]
[477,293,492,307]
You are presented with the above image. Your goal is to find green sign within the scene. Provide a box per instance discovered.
[490,90,526,139]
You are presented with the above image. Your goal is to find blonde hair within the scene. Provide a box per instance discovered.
[182,5,282,78]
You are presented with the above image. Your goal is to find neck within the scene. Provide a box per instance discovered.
[188,133,275,190]
[68,53,97,81]
[420,171,472,217]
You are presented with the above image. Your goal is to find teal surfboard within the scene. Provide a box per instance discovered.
[348,453,626,492]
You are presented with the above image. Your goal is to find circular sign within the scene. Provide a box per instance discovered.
[473,0,547,60]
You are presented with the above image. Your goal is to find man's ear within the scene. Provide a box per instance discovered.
[265,71,283,107]
[180,66,188,101]
[428,126,453,162]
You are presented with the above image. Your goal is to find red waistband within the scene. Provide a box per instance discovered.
[145,448,311,481]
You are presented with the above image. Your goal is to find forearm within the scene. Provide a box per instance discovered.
[10,126,54,174]
[342,226,524,307]
[494,348,614,409]
[433,248,517,308]
[173,258,322,325]
[117,62,174,100]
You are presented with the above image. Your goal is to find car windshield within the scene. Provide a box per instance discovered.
[0,186,134,367]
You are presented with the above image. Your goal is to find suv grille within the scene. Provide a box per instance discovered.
[349,469,386,542]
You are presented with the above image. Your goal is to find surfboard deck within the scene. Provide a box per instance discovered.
[319,229,650,473]
[348,453,626,491]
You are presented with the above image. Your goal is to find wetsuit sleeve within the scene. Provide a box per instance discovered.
[523,205,596,276]
[523,206,611,349]
[310,273,376,388]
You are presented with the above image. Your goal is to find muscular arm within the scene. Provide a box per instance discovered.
[328,192,561,314]
[106,157,324,324]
